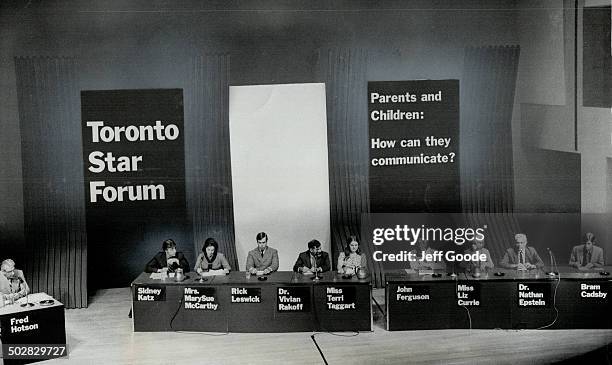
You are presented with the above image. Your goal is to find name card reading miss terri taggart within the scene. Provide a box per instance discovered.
[517,283,551,307]
[184,287,219,310]
[325,287,357,311]
[134,285,166,301]
[231,288,261,303]
[277,287,311,312]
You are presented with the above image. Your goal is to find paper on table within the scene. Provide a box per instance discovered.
[200,269,226,277]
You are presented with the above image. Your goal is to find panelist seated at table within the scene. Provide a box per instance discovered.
[500,233,544,270]
[294,239,331,274]
[460,238,494,274]
[0,258,29,303]
[145,239,190,273]
[246,232,279,275]
[195,237,231,275]
[337,236,367,275]
[409,239,446,270]
[569,232,604,270]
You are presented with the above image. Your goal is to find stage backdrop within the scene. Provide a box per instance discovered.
[81,89,190,289]
[229,83,330,271]
[368,80,460,213]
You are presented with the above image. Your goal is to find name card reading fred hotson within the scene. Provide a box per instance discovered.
[517,283,550,307]
[231,288,261,303]
[184,287,219,310]
[277,287,310,312]
[326,287,357,310]
[135,285,165,301]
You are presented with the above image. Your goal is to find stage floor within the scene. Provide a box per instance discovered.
[36,288,612,364]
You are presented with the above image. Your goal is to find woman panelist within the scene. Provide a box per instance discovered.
[337,236,367,275]
[194,238,231,275]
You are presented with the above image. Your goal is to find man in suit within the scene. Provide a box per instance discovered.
[293,239,331,274]
[145,239,190,273]
[246,232,279,275]
[569,232,604,270]
[500,233,544,270]
[0,259,29,302]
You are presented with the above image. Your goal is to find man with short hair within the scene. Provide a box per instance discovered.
[246,232,279,275]
[0,259,29,302]
[569,232,604,270]
[145,239,190,273]
[293,239,331,273]
[500,233,544,270]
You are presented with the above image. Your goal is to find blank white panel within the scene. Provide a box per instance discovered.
[230,83,330,271]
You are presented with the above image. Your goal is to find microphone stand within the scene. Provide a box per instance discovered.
[546,248,558,276]
[312,255,320,281]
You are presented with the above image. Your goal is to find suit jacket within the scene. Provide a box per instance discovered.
[569,244,604,268]
[0,269,29,301]
[246,247,279,273]
[293,251,331,273]
[500,246,544,269]
[145,252,190,273]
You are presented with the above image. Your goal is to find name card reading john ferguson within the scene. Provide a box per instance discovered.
[277,287,310,312]
[231,288,261,303]
[517,283,551,307]
[184,287,219,310]
[134,286,165,301]
[325,287,357,310]
[394,285,431,302]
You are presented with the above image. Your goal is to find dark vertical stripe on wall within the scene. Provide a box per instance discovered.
[185,54,238,269]
[460,46,520,262]
[14,57,87,309]
[317,49,381,286]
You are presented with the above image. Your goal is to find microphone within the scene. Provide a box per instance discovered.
[312,253,320,281]
[546,248,558,276]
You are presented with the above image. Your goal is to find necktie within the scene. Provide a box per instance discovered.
[519,250,525,265]
[260,250,264,258]
[582,248,590,265]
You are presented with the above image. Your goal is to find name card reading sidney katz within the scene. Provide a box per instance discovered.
[277,287,311,312]
[184,287,219,310]
[231,288,261,303]
[134,285,165,301]
[325,286,357,310]
[517,283,551,307]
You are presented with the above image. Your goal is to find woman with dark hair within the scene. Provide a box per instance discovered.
[337,236,367,275]
[194,237,231,275]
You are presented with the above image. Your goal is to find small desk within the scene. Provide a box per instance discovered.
[131,271,372,332]
[0,293,67,364]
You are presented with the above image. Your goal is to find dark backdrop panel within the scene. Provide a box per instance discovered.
[81,89,189,289]
[185,54,238,269]
[15,56,87,308]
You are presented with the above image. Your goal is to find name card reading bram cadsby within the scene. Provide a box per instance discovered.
[579,283,608,301]
[325,286,357,310]
[184,287,219,310]
[134,285,165,301]
[231,288,261,303]
[517,283,550,307]
[456,283,480,306]
[277,287,310,312]
[394,285,430,302]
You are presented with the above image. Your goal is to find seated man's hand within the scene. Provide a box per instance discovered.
[344,267,355,275]
[516,263,527,271]
[585,263,594,270]
[249,267,258,274]
[157,267,169,273]
[167,258,179,266]
[223,269,230,274]
[301,266,312,274]
[525,263,536,270]
[196,268,203,275]
[578,265,589,271]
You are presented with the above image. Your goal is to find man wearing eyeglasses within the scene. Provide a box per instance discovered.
[0,259,29,303]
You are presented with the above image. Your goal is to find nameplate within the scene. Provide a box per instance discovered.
[277,287,310,312]
[456,282,480,307]
[134,285,165,301]
[578,283,608,302]
[394,285,431,303]
[517,283,550,307]
[325,286,357,311]
[231,287,261,303]
[183,287,219,310]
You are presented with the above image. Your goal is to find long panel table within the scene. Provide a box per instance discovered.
[386,266,612,330]
[132,271,372,332]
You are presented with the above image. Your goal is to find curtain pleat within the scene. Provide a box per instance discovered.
[15,56,87,309]
[185,54,239,269]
